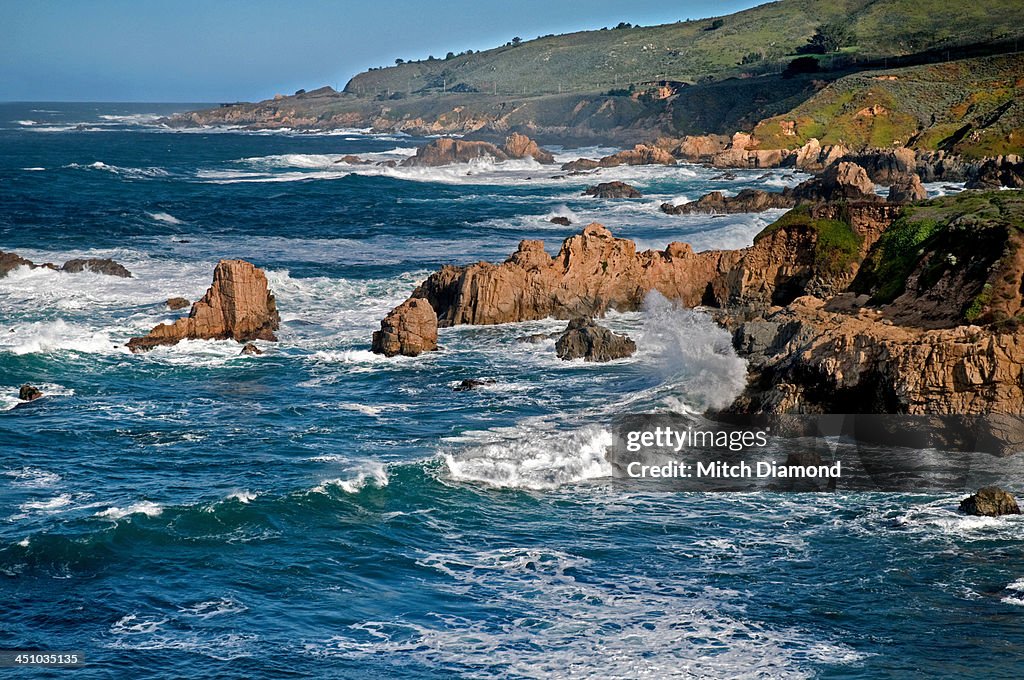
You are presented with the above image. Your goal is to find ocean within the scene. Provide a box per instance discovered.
[1,102,1022,678]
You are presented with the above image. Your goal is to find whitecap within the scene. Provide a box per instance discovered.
[95,501,164,519]
[312,462,390,494]
[146,211,183,225]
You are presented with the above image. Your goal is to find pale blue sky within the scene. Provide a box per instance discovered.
[2,1,763,102]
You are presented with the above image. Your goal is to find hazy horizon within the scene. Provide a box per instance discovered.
[3,0,762,103]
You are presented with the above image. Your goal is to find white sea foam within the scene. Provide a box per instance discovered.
[4,467,62,488]
[110,614,169,635]
[312,462,390,494]
[95,501,164,519]
[146,211,183,225]
[178,598,248,619]
[638,292,748,410]
[444,424,613,490]
[225,490,258,504]
[310,546,862,677]
[65,161,169,179]
[21,167,45,171]
[1003,577,1024,606]
[18,493,74,513]
[0,319,117,355]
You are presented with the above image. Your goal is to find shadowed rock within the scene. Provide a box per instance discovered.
[555,317,636,362]
[549,216,572,226]
[453,378,497,391]
[959,487,1021,516]
[18,384,43,402]
[61,258,132,278]
[583,181,642,199]
[240,343,263,355]
[887,173,928,203]
[127,260,280,352]
[371,297,438,357]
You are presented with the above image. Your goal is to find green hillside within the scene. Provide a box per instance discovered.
[345,0,1024,98]
[753,54,1024,156]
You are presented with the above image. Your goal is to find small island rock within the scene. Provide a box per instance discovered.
[555,317,636,362]
[959,487,1021,517]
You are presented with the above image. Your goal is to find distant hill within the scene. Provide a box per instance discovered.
[170,0,1024,151]
[345,0,1024,98]
[753,54,1024,157]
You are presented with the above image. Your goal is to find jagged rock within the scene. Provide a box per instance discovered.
[371,297,438,357]
[560,158,601,172]
[166,297,190,310]
[18,384,43,401]
[549,216,572,226]
[60,258,132,278]
[240,343,263,355]
[966,156,1024,190]
[502,132,555,164]
[794,139,849,172]
[959,487,1021,516]
[0,251,36,278]
[599,144,676,167]
[791,162,881,203]
[401,134,553,166]
[555,317,636,362]
[661,189,795,215]
[127,260,280,352]
[887,173,927,203]
[583,181,642,199]
[453,378,496,391]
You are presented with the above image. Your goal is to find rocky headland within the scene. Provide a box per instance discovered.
[373,189,1024,451]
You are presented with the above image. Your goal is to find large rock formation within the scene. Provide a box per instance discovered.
[661,189,795,215]
[583,181,642,198]
[402,134,554,166]
[555,318,636,362]
[790,162,880,203]
[371,297,438,357]
[127,260,280,352]
[959,487,1021,516]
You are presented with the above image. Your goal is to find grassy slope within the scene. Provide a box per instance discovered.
[345,0,1024,97]
[753,54,1024,156]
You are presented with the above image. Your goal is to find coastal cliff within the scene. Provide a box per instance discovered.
[377,191,1024,428]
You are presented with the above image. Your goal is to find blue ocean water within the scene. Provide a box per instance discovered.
[0,103,1022,678]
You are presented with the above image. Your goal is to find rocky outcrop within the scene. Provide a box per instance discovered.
[583,181,642,199]
[19,385,43,402]
[661,189,795,215]
[404,224,738,326]
[664,162,881,215]
[887,174,927,203]
[790,162,880,203]
[561,144,674,171]
[959,487,1021,516]
[794,139,849,173]
[371,297,438,357]
[555,318,636,362]
[453,378,496,391]
[549,216,572,226]
[965,155,1024,190]
[1,251,132,278]
[502,132,555,164]
[402,134,554,166]
[240,343,263,355]
[166,297,190,310]
[61,258,132,278]
[1,251,38,278]
[127,260,280,352]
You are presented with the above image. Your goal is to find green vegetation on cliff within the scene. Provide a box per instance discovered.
[753,54,1024,156]
[345,0,1024,98]
[756,204,862,277]
[854,192,1024,324]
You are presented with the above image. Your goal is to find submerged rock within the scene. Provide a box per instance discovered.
[959,487,1021,517]
[61,258,132,278]
[555,317,636,362]
[18,384,43,402]
[453,378,497,391]
[166,297,190,310]
[583,181,642,199]
[371,297,438,357]
[127,259,280,352]
[240,342,263,355]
